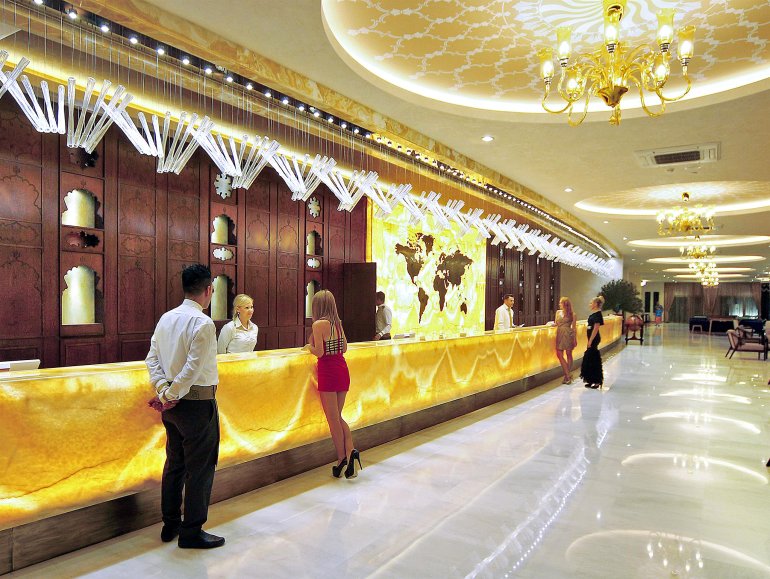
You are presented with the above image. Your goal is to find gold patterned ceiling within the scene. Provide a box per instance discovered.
[321,0,770,113]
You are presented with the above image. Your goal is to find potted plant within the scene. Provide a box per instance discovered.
[600,279,644,317]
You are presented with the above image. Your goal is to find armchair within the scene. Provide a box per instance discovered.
[726,329,767,360]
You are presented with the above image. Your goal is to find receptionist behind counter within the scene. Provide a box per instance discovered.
[217,294,258,354]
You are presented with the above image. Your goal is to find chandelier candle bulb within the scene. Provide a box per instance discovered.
[678,26,696,66]
[556,27,572,65]
[657,9,675,51]
[603,0,625,52]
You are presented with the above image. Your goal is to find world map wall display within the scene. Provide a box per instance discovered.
[372,205,485,335]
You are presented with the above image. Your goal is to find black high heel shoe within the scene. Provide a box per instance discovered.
[332,458,348,478]
[344,449,362,479]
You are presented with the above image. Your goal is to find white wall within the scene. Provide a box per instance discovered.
[559,258,622,318]
[640,282,665,316]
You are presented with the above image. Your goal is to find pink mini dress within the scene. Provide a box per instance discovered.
[316,321,350,392]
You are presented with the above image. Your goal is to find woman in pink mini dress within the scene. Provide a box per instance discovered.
[305,290,361,479]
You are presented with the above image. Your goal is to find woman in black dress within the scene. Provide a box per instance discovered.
[581,296,605,389]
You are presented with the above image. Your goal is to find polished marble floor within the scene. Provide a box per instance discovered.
[11,325,770,578]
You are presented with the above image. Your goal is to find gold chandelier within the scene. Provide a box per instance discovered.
[680,236,716,260]
[700,269,719,287]
[657,193,715,236]
[537,0,695,126]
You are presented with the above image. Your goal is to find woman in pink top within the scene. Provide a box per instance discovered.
[304,290,361,479]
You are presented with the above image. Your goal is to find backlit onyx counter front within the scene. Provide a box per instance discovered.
[0,318,621,532]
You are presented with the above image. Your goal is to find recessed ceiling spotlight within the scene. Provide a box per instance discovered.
[225,74,234,83]
[264,90,271,98]
[181,56,191,65]
[603,220,609,224]
[353,128,360,134]
[313,111,321,117]
[204,66,213,75]
[298,104,305,111]
[67,8,78,19]
[246,83,253,90]
[100,23,110,33]
[481,135,494,142]
[129,35,138,45]
[157,47,165,56]
[623,236,628,240]
[327,115,334,123]
[281,97,289,105]
[33,0,44,4]
[564,187,573,193]
[341,122,347,129]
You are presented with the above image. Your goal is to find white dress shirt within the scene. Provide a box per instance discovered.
[494,304,515,330]
[217,318,259,354]
[145,299,219,402]
[375,304,393,337]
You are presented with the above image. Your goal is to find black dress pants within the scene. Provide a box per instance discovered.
[160,399,220,538]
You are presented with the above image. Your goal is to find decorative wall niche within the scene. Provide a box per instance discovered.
[63,230,101,250]
[214,173,233,200]
[211,274,234,321]
[307,196,322,220]
[62,189,100,228]
[62,265,99,325]
[306,230,322,256]
[307,257,321,269]
[305,280,321,319]
[211,214,236,245]
[213,246,234,261]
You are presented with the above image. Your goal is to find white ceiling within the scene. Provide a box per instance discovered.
[143,0,770,282]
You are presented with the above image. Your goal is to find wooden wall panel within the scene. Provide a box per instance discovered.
[0,97,367,366]
[0,247,43,340]
[0,109,43,164]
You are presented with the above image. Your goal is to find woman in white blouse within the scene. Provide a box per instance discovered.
[217,294,259,354]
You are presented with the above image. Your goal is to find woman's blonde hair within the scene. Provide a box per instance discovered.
[559,297,573,321]
[311,289,342,327]
[591,295,605,309]
[232,293,253,322]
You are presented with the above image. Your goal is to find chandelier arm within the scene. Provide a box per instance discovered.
[566,84,594,127]
[655,73,692,103]
[541,82,573,114]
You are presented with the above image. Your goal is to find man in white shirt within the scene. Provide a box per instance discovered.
[374,290,393,340]
[146,264,224,550]
[494,293,516,330]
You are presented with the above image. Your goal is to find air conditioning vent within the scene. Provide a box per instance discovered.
[635,142,720,168]
[653,151,701,165]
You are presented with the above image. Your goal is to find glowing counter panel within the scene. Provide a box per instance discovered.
[0,318,621,529]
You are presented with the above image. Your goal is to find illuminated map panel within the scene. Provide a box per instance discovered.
[371,205,486,335]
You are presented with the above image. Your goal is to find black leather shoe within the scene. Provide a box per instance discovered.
[161,525,179,543]
[178,530,225,549]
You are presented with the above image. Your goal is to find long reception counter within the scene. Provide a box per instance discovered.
[0,317,621,568]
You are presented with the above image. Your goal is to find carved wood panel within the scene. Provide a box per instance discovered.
[329,226,345,261]
[277,183,298,216]
[0,161,42,224]
[246,176,271,213]
[119,185,156,237]
[0,219,41,247]
[277,214,299,254]
[0,247,42,339]
[0,343,42,363]
[119,234,155,258]
[168,193,199,241]
[118,141,156,187]
[276,268,299,327]
[350,203,367,262]
[278,326,301,349]
[0,110,42,165]
[168,158,199,196]
[167,260,193,308]
[118,257,155,334]
[119,337,152,362]
[245,266,270,329]
[246,211,270,250]
[246,249,269,268]
[61,341,102,366]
